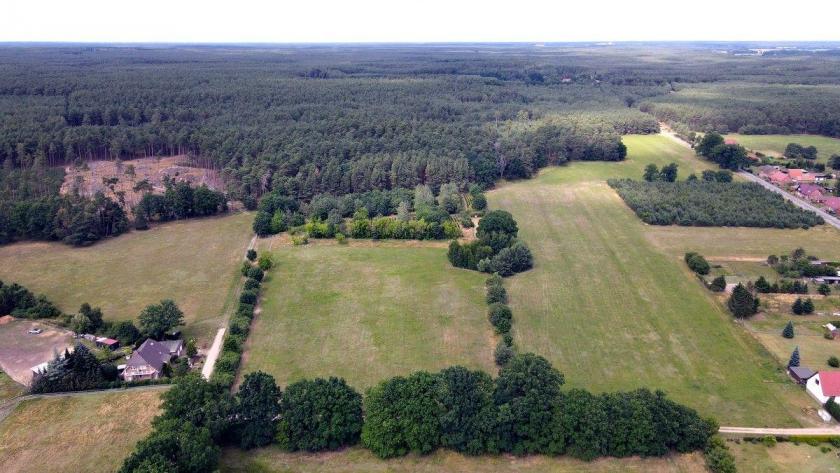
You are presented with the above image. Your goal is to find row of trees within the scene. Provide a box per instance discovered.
[135,180,227,226]
[608,179,824,228]
[121,354,717,472]
[486,274,516,366]
[768,249,837,279]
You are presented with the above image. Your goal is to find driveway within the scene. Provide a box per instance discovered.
[0,317,72,385]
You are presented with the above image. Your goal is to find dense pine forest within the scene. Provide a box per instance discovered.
[2,43,840,244]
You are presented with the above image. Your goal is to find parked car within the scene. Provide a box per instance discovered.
[28,328,43,334]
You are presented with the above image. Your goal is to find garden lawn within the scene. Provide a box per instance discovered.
[725,133,840,164]
[487,134,809,426]
[0,213,254,345]
[0,388,163,473]
[240,244,495,390]
[0,371,23,403]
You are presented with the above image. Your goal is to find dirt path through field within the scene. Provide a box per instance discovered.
[201,234,257,380]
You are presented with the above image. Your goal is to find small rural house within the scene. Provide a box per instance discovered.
[122,339,184,381]
[95,336,119,350]
[796,184,827,202]
[806,371,840,405]
[787,169,815,183]
[825,324,840,339]
[789,366,816,384]
[768,170,791,185]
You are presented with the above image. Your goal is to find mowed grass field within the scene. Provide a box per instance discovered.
[221,447,708,473]
[0,213,253,345]
[0,388,163,473]
[240,243,495,389]
[488,134,812,426]
[725,133,840,164]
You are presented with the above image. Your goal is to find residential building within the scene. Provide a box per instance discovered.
[806,371,840,405]
[122,339,183,382]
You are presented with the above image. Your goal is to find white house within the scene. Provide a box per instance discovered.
[806,371,840,405]
[122,339,184,382]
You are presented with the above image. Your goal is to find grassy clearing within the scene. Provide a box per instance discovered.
[727,440,840,473]
[0,388,163,473]
[488,134,810,426]
[725,133,840,164]
[241,242,494,390]
[0,212,253,345]
[220,447,708,473]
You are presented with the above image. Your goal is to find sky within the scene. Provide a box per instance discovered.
[3,0,839,43]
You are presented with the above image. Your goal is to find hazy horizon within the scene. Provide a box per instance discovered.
[4,0,840,43]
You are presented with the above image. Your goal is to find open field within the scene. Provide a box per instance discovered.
[220,447,707,473]
[0,371,23,403]
[725,134,840,164]
[0,212,253,346]
[727,440,840,473]
[0,317,72,385]
[241,242,495,390]
[0,389,163,473]
[488,134,814,426]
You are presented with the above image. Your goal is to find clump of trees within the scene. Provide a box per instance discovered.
[136,180,227,224]
[768,248,837,278]
[792,297,815,315]
[753,276,809,295]
[0,192,129,246]
[608,179,823,228]
[138,299,185,340]
[784,143,818,160]
[695,133,750,170]
[0,280,60,319]
[448,210,533,277]
[643,163,678,182]
[30,344,119,393]
[684,252,710,275]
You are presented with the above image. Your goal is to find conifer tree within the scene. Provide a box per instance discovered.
[727,283,757,318]
[802,298,815,314]
[782,321,795,339]
[792,298,804,315]
[788,346,800,367]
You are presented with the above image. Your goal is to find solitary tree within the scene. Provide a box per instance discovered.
[782,321,795,339]
[246,249,257,261]
[788,346,800,368]
[709,276,727,292]
[660,162,678,182]
[818,284,832,296]
[138,299,184,340]
[643,164,660,182]
[792,298,804,315]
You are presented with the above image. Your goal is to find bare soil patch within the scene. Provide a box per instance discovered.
[0,318,72,385]
[60,155,224,213]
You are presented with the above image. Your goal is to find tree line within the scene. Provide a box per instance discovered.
[120,353,717,472]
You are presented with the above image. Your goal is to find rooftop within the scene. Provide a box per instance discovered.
[819,371,840,397]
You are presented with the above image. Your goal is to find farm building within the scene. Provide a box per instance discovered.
[789,366,816,384]
[806,371,840,405]
[122,339,183,382]
[825,324,840,339]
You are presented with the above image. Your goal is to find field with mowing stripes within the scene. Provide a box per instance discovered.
[725,133,840,164]
[488,134,814,426]
[240,243,495,389]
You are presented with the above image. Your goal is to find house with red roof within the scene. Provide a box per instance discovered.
[823,197,840,214]
[724,138,738,145]
[806,371,840,405]
[787,169,815,183]
[768,170,791,185]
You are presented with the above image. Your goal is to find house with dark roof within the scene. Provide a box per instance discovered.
[789,366,816,384]
[796,183,828,202]
[122,339,184,381]
[806,371,840,405]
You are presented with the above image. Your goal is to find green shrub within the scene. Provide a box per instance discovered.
[335,233,347,244]
[258,253,274,270]
[292,233,309,245]
[488,303,513,334]
[246,266,264,281]
[494,341,514,366]
[761,435,777,447]
[486,284,508,305]
[829,356,840,368]
[704,436,736,473]
[243,278,261,291]
[239,290,258,305]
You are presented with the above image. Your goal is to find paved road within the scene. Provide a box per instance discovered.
[739,171,840,231]
[201,233,257,380]
[719,426,840,436]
